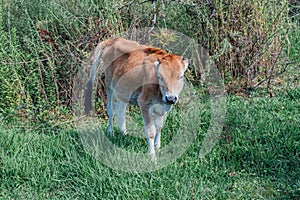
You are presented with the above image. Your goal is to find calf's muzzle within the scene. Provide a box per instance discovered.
[165,95,177,104]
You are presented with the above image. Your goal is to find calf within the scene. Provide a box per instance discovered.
[85,38,189,162]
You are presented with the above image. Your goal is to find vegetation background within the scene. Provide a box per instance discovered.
[0,0,299,199]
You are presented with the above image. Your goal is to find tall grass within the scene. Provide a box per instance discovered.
[0,0,295,122]
[0,0,123,122]
[196,0,290,91]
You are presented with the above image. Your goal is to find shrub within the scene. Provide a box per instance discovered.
[194,0,290,92]
[0,0,294,122]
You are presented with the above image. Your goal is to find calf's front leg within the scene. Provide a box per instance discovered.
[138,98,156,162]
[154,114,164,150]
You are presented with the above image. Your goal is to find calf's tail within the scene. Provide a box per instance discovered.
[84,39,116,115]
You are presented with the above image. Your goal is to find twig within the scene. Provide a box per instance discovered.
[161,0,167,29]
[140,0,153,4]
[148,0,157,33]
[38,64,49,105]
[118,0,137,10]
[250,62,291,90]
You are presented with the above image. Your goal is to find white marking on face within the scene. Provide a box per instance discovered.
[153,59,188,105]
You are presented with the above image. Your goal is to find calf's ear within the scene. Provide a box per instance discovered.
[182,57,189,71]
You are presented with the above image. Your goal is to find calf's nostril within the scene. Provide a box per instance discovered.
[166,95,177,104]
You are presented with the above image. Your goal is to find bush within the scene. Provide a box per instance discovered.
[0,0,122,121]
[195,0,290,92]
[0,0,295,122]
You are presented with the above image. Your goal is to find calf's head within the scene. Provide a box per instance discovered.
[154,55,189,105]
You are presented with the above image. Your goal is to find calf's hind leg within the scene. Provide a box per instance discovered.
[107,88,115,136]
[115,100,128,135]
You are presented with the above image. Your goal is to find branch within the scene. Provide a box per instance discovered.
[160,0,167,28]
[148,0,157,32]
[249,62,291,90]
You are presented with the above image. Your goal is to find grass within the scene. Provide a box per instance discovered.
[0,1,299,199]
[1,87,299,199]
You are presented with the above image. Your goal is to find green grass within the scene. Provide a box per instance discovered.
[0,1,299,199]
[1,87,299,199]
